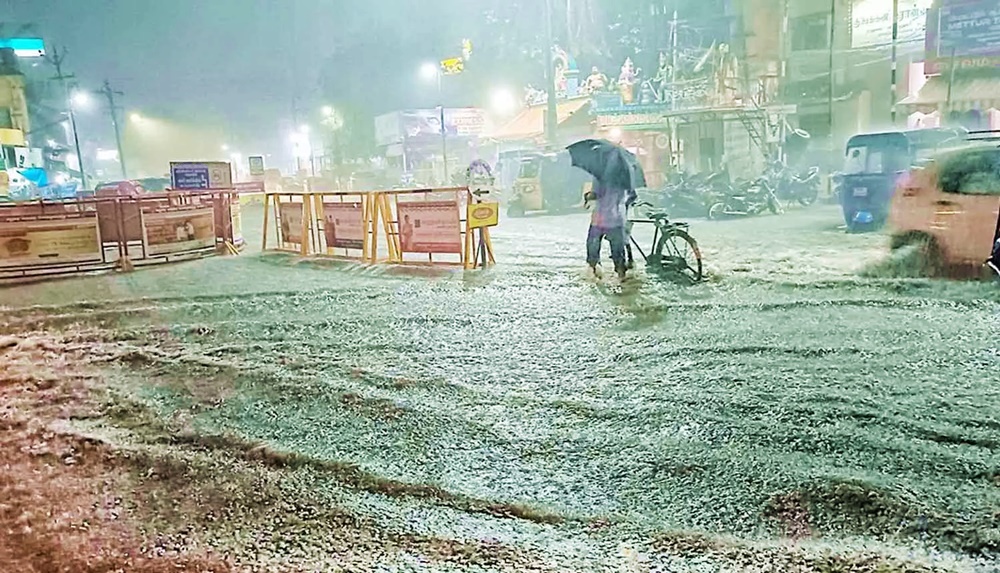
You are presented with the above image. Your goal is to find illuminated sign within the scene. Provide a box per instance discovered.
[0,38,45,57]
[440,57,464,75]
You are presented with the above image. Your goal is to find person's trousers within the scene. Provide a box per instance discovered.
[586,225,626,270]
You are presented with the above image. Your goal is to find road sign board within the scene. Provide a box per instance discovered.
[170,161,232,190]
[248,155,265,176]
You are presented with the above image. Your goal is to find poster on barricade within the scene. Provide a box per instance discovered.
[396,200,462,254]
[0,217,102,267]
[279,202,304,246]
[144,208,216,255]
[322,202,365,250]
[231,201,244,245]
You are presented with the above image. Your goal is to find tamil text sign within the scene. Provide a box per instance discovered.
[397,201,462,254]
[852,0,929,48]
[926,0,1000,73]
[170,161,233,190]
[144,208,216,255]
[0,218,102,267]
[323,202,365,250]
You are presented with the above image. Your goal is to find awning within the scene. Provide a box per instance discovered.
[484,97,591,141]
[898,76,1000,112]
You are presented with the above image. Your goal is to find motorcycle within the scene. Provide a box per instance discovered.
[651,171,713,218]
[766,161,821,206]
[707,177,782,219]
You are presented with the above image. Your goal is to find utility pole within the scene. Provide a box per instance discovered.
[827,0,836,140]
[99,79,127,179]
[543,0,558,148]
[46,46,87,190]
[890,0,899,125]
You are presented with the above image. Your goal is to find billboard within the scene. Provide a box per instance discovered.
[322,202,365,250]
[143,208,216,255]
[279,203,304,246]
[851,0,930,48]
[375,109,488,146]
[396,201,462,254]
[0,218,102,267]
[925,0,1000,73]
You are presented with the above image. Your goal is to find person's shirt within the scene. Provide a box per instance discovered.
[590,182,629,228]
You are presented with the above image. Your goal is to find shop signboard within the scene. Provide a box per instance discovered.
[169,161,233,190]
[322,202,366,250]
[926,0,1000,73]
[396,200,462,254]
[278,202,304,246]
[0,217,102,267]
[852,0,930,49]
[143,208,216,255]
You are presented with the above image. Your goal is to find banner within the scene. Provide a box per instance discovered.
[0,217,102,267]
[144,208,216,255]
[323,202,365,250]
[231,202,243,245]
[851,0,929,48]
[396,201,462,254]
[926,0,1000,72]
[279,202,304,245]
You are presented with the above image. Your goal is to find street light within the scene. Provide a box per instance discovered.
[221,144,230,152]
[420,62,447,183]
[321,105,334,118]
[490,87,518,117]
[70,90,91,110]
[129,112,143,124]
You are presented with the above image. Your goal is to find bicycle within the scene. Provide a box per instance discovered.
[626,200,704,283]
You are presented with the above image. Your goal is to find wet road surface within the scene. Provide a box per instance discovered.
[2,203,998,571]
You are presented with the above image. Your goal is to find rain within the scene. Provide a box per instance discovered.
[1,1,999,572]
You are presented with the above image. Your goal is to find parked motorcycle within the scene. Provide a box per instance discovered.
[766,161,821,206]
[650,171,713,218]
[707,177,782,219]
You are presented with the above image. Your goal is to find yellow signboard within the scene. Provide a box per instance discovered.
[467,202,499,229]
[441,57,464,75]
[0,218,102,267]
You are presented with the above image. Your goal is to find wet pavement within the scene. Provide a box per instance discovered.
[2,203,999,570]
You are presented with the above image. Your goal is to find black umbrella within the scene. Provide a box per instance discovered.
[566,139,646,190]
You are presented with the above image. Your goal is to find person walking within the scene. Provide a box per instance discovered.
[584,180,632,280]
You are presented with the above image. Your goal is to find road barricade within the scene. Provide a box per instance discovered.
[0,189,241,284]
[261,192,313,256]
[370,187,495,269]
[310,191,375,262]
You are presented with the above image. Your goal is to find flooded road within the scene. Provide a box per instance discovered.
[2,204,998,571]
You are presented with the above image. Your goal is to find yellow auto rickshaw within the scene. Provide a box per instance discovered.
[506,151,591,217]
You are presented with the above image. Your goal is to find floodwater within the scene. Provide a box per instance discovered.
[2,202,998,571]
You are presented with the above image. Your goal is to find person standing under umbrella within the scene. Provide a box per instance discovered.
[584,179,631,280]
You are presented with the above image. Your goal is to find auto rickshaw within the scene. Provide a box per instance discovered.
[840,127,967,232]
[506,151,590,217]
[889,142,1000,278]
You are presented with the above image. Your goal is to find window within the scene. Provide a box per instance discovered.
[791,14,830,51]
[844,147,885,175]
[938,148,1000,195]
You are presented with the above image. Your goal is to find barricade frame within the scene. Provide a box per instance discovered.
[370,186,494,269]
[309,191,375,262]
[0,189,241,284]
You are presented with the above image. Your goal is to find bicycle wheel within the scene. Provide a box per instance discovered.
[652,228,703,283]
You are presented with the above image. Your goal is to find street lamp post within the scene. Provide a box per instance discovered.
[422,62,448,184]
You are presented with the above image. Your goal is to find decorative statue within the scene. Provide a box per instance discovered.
[583,66,608,94]
[652,52,672,103]
[524,84,547,106]
[618,57,638,105]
